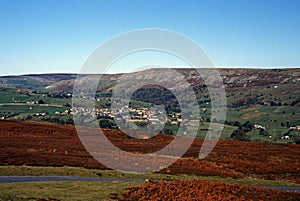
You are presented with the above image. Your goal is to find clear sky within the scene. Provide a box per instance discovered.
[0,0,299,75]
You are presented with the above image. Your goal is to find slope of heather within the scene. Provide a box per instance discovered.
[0,120,299,183]
[118,179,300,201]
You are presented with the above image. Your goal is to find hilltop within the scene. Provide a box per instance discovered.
[1,68,299,93]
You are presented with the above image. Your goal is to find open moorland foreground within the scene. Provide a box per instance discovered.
[0,120,299,200]
[118,179,300,201]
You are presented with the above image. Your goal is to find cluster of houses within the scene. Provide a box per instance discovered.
[74,106,173,125]
[254,124,266,130]
[33,112,46,117]
[289,126,300,130]
[73,105,205,128]
[54,109,72,115]
[12,98,44,105]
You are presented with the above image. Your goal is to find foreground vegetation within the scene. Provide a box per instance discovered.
[0,180,138,201]
[1,180,300,201]
[119,179,300,201]
[0,166,299,201]
[0,165,299,187]
[1,120,299,183]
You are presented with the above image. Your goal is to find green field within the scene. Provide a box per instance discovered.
[0,87,71,105]
[1,85,300,143]
[0,181,136,201]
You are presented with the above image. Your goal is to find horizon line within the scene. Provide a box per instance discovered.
[1,66,300,77]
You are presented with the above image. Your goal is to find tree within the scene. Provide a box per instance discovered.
[243,121,254,131]
[99,119,116,128]
[49,117,65,124]
[66,118,74,125]
[259,129,269,136]
[161,127,174,135]
[64,103,72,107]
[231,128,251,141]
[38,99,45,104]
[294,137,300,144]
[25,115,33,120]
[230,121,242,128]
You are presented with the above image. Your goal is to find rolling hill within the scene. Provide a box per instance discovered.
[0,68,299,143]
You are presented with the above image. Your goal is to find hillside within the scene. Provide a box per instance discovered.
[1,68,299,105]
[0,120,299,183]
[0,68,299,143]
[0,68,298,88]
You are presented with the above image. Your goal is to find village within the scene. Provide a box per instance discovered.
[73,105,184,126]
[1,95,299,142]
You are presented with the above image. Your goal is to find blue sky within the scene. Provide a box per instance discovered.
[0,0,299,75]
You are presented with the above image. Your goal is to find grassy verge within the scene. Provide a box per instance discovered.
[0,166,299,187]
[0,180,138,201]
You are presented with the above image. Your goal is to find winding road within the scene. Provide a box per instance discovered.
[0,176,143,184]
[0,176,299,191]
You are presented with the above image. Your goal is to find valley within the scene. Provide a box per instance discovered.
[0,68,300,200]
